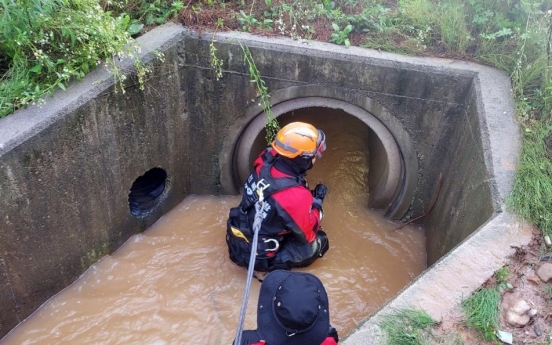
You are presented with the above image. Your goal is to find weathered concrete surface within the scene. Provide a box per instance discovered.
[0,24,189,337]
[0,257,18,335]
[0,22,523,340]
[203,32,477,216]
[424,87,496,264]
[424,66,518,264]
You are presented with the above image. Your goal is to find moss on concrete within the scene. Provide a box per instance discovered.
[81,242,110,270]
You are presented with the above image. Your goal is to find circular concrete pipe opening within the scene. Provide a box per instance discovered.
[228,96,416,219]
[128,167,168,217]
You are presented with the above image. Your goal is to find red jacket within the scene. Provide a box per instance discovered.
[237,337,337,345]
[238,330,338,345]
[249,148,321,243]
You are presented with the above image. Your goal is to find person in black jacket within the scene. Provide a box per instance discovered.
[233,270,339,345]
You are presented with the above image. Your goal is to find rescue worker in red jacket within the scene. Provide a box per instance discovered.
[233,270,339,345]
[226,122,329,272]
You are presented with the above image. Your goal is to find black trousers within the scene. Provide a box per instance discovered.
[270,235,321,269]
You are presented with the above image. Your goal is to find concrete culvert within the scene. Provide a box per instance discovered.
[229,99,417,220]
[0,25,535,343]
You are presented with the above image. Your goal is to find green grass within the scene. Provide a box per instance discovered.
[378,308,436,345]
[508,122,552,237]
[360,31,423,55]
[546,284,552,303]
[461,287,500,341]
[0,0,149,118]
[495,266,509,285]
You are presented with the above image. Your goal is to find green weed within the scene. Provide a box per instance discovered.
[209,40,223,81]
[102,0,184,30]
[208,17,224,81]
[437,1,472,52]
[360,31,421,55]
[461,287,500,341]
[331,23,353,46]
[239,43,279,144]
[378,308,435,345]
[495,266,509,284]
[508,122,552,237]
[350,5,391,33]
[136,0,183,25]
[0,0,148,118]
[267,1,318,40]
[396,0,437,32]
[545,285,552,307]
[237,10,273,32]
[494,266,514,293]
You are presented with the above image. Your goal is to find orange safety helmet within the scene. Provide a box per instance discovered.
[271,122,327,159]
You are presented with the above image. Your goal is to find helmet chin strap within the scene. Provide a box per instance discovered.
[305,159,314,171]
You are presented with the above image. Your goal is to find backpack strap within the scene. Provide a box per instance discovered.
[257,150,302,198]
[241,151,302,211]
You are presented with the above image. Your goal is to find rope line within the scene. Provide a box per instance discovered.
[233,182,269,345]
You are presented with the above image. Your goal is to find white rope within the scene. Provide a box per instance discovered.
[233,182,269,345]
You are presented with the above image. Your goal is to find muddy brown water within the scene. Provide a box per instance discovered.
[0,113,426,344]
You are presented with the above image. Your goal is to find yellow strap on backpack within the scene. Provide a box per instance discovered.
[231,226,249,243]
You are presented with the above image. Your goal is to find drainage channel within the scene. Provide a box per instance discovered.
[0,24,531,342]
[0,111,426,344]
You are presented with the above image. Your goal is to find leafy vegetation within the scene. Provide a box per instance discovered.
[461,287,500,341]
[0,0,150,118]
[494,266,515,295]
[237,9,273,32]
[508,122,552,237]
[331,22,353,46]
[378,308,436,345]
[495,266,509,285]
[239,42,280,143]
[102,0,184,34]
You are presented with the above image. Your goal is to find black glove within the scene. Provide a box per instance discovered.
[312,183,328,201]
[317,229,329,257]
[328,326,339,343]
[312,198,323,211]
[312,198,324,221]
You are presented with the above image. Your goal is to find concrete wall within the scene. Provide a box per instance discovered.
[424,84,496,264]
[187,32,477,214]
[0,23,518,338]
[187,30,497,267]
[0,27,189,336]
